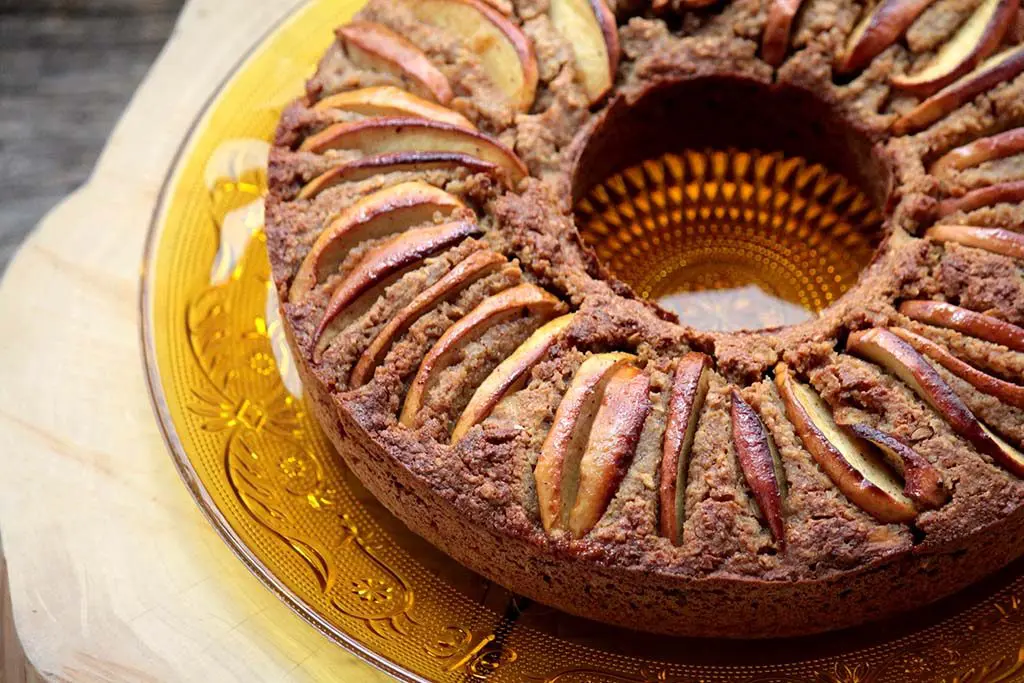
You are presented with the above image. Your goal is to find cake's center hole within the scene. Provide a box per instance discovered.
[571,77,891,332]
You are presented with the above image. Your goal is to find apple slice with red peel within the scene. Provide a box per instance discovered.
[299,117,528,186]
[762,0,808,67]
[549,0,620,105]
[900,300,1024,352]
[337,22,453,104]
[313,220,481,352]
[298,153,500,200]
[892,45,1024,135]
[410,0,539,113]
[731,390,787,545]
[350,250,509,389]
[836,0,938,74]
[290,181,465,303]
[890,327,1024,410]
[400,284,565,428]
[659,353,713,545]
[937,181,1024,217]
[890,0,1016,96]
[776,364,920,523]
[847,328,1024,477]
[568,365,651,538]
[931,127,1024,176]
[535,352,636,533]
[845,423,949,509]
[452,314,576,444]
[313,86,474,129]
[927,224,1024,260]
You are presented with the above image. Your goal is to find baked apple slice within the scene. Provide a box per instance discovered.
[927,224,1024,260]
[847,328,1024,477]
[900,300,1024,352]
[290,180,465,303]
[451,314,576,444]
[931,126,1024,176]
[299,117,528,185]
[313,220,482,351]
[937,181,1024,217]
[892,45,1024,135]
[549,0,620,104]
[313,86,474,129]
[350,250,509,388]
[762,0,807,67]
[836,0,938,74]
[658,353,713,545]
[298,153,499,200]
[890,0,1016,96]
[890,327,1024,410]
[291,181,465,302]
[410,0,539,113]
[400,283,565,427]
[535,352,636,533]
[845,423,949,509]
[568,365,651,538]
[731,390,787,545]
[775,364,919,523]
[338,21,453,104]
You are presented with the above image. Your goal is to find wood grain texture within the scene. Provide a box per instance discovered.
[0,1,184,274]
[0,1,388,680]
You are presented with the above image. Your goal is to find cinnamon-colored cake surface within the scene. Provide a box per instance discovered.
[265,0,1024,638]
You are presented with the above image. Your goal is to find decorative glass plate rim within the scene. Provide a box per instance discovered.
[133,0,1024,681]
[137,2,430,680]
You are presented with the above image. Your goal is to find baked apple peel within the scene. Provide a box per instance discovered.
[338,21,454,104]
[549,0,620,105]
[937,181,1024,217]
[731,390,788,546]
[762,0,807,67]
[847,328,1024,478]
[314,86,475,129]
[836,0,938,74]
[900,301,1024,353]
[658,353,713,545]
[927,224,1024,260]
[931,127,1024,176]
[452,314,576,444]
[400,283,566,428]
[290,180,466,303]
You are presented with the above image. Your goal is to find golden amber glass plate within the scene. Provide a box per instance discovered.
[142,0,1024,680]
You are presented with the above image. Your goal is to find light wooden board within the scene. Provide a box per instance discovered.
[0,1,389,680]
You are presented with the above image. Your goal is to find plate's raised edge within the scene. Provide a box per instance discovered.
[137,2,430,681]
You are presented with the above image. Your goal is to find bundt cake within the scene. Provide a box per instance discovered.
[265,0,1024,637]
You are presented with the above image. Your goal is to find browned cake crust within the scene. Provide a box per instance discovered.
[266,0,1024,637]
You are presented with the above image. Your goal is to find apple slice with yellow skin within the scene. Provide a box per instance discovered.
[349,249,508,389]
[535,352,636,533]
[731,390,788,545]
[658,353,712,545]
[400,283,565,428]
[937,181,1024,217]
[927,224,1024,260]
[298,152,500,200]
[299,117,528,186]
[290,180,465,303]
[836,0,938,74]
[931,127,1024,176]
[890,0,1016,96]
[845,423,949,509]
[847,328,1024,477]
[549,0,620,105]
[568,365,651,538]
[762,0,808,67]
[892,45,1024,135]
[410,0,539,113]
[891,327,1024,410]
[313,86,474,129]
[337,22,453,104]
[900,300,1024,352]
[313,220,481,352]
[451,314,576,444]
[776,364,919,523]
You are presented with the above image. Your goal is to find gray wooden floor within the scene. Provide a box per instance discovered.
[0,0,185,275]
